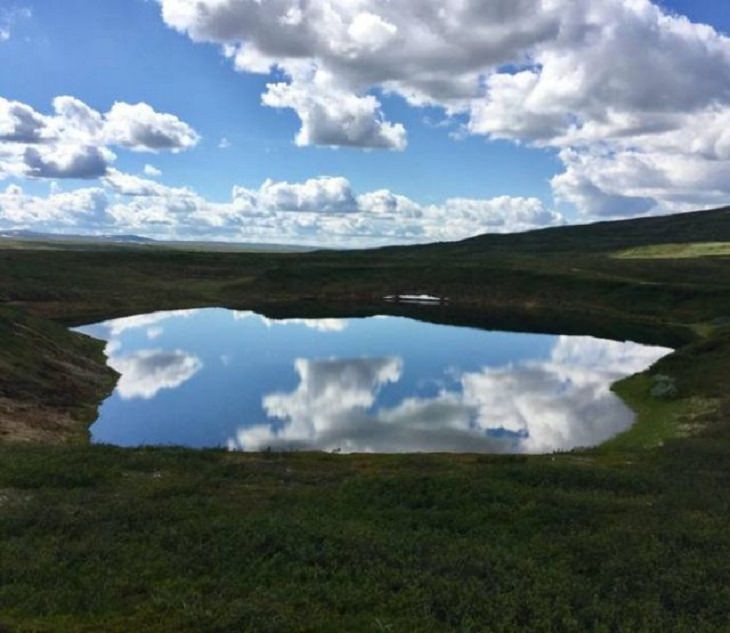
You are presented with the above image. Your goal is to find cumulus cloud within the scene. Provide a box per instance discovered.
[0,173,563,245]
[103,168,193,197]
[551,163,655,218]
[103,102,199,152]
[0,183,109,227]
[251,176,357,213]
[24,145,111,180]
[262,74,407,150]
[0,98,45,142]
[158,0,730,216]
[0,96,199,180]
[552,147,730,214]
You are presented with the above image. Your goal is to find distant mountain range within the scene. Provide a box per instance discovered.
[0,230,156,244]
[0,230,317,252]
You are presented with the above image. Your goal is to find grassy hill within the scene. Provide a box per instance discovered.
[394,205,730,255]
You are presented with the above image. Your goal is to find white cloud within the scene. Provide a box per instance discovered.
[158,0,730,216]
[347,12,398,52]
[143,164,162,177]
[103,102,199,152]
[50,96,105,140]
[434,196,562,233]
[357,189,423,218]
[552,146,730,215]
[0,98,45,142]
[0,183,109,227]
[551,158,655,218]
[103,168,193,197]
[254,176,357,213]
[262,71,406,150]
[0,96,199,180]
[23,145,112,180]
[0,174,563,246]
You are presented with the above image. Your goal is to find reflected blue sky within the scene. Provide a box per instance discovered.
[75,309,671,453]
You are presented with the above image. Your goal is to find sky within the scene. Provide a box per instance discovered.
[0,0,729,247]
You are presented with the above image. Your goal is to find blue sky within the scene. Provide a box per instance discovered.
[1,0,729,246]
[1,0,560,201]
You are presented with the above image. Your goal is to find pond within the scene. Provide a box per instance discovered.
[75,308,672,453]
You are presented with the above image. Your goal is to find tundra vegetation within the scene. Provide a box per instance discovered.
[0,207,729,631]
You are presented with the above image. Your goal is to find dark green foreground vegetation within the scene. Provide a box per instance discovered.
[1,207,730,631]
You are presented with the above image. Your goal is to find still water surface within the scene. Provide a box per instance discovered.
[75,308,671,453]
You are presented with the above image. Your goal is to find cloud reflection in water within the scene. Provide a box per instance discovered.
[109,349,203,400]
[228,336,668,453]
[75,309,671,452]
[233,311,348,332]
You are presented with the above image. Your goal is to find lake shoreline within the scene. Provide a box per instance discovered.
[1,298,695,449]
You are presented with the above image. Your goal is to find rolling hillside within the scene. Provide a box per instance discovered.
[378,205,730,256]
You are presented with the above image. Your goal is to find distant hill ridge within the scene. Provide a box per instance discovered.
[2,205,729,254]
[457,205,730,252]
[378,205,730,255]
[0,230,317,252]
[0,230,156,244]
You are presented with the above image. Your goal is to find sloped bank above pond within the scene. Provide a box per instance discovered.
[0,306,117,443]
